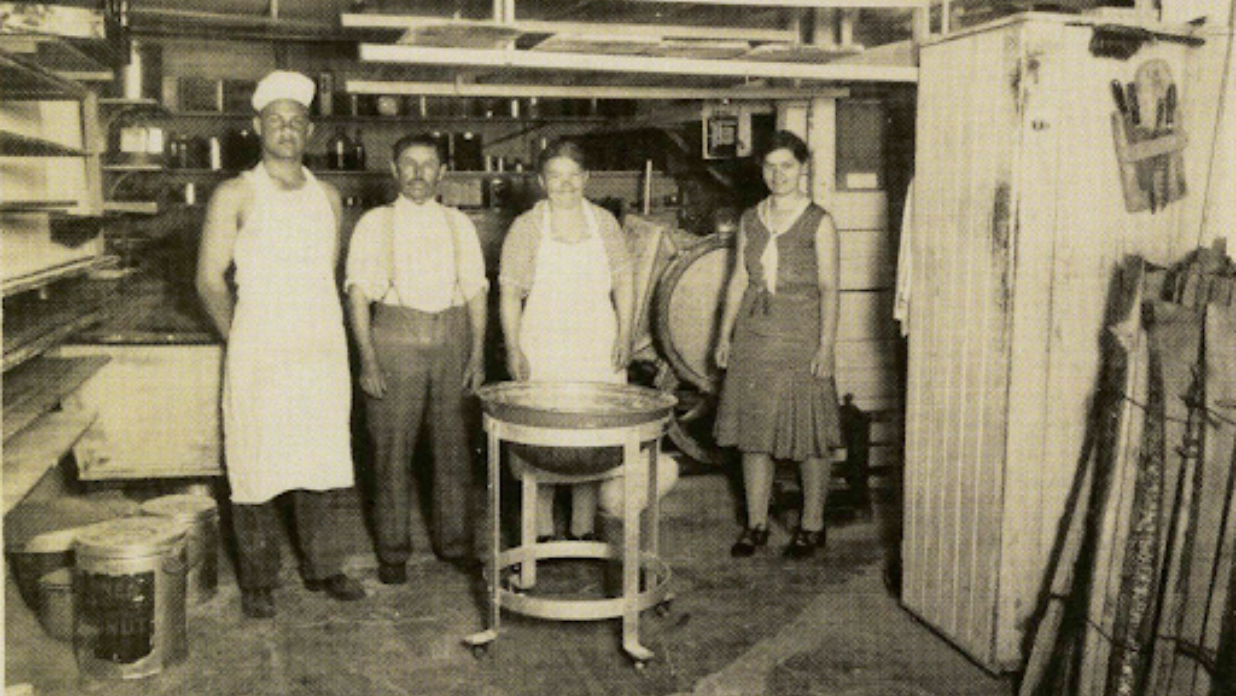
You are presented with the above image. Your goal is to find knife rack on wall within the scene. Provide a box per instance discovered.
[1111,58,1188,214]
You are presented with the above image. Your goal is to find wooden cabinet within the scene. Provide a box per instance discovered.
[902,13,1195,673]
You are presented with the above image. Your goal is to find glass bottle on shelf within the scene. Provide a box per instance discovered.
[162,130,179,169]
[329,128,351,171]
[351,130,366,171]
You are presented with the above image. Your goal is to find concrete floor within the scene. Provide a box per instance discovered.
[5,473,1014,696]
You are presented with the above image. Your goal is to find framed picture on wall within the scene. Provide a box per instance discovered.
[703,104,739,159]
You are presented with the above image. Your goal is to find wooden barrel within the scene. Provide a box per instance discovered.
[652,234,734,393]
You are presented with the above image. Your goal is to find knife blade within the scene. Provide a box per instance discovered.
[1111,79,1130,116]
[1127,82,1141,127]
[1164,84,1177,129]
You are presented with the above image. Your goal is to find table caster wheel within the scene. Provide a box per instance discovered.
[654,600,672,618]
[471,644,490,660]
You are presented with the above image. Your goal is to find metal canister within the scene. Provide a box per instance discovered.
[139,494,218,606]
[38,568,75,641]
[73,518,188,680]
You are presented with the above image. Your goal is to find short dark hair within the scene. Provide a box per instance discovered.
[537,138,588,173]
[761,130,810,165]
[391,133,445,164]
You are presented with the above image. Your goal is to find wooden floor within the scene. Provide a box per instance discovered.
[5,474,1012,696]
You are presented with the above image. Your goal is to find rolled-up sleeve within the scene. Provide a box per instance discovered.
[451,210,490,301]
[498,211,539,297]
[344,207,391,301]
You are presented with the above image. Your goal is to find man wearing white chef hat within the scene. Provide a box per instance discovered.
[197,69,366,619]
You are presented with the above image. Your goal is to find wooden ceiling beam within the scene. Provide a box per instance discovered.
[617,0,929,7]
[360,43,917,82]
[340,14,796,43]
[346,79,848,100]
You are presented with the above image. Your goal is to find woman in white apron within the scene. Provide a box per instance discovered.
[498,139,635,540]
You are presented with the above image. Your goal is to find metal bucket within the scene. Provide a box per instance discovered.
[140,494,218,605]
[38,568,75,641]
[73,518,188,680]
[8,527,79,612]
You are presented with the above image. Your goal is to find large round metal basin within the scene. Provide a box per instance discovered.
[478,382,677,476]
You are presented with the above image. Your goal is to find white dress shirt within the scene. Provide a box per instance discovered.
[345,196,488,312]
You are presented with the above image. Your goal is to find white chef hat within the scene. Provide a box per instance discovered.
[251,70,315,112]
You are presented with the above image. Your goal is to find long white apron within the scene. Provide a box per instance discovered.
[519,203,624,384]
[223,164,354,504]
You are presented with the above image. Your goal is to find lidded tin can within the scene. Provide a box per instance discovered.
[38,568,75,641]
[140,494,219,606]
[73,518,188,680]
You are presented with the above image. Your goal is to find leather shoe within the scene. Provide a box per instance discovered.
[241,588,275,619]
[566,531,599,542]
[783,527,827,559]
[378,562,407,585]
[730,526,770,557]
[305,574,367,601]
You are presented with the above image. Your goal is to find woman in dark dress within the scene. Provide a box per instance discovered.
[714,131,844,559]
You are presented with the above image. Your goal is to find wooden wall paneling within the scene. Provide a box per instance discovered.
[839,228,897,290]
[831,190,889,231]
[967,26,1020,661]
[1176,14,1234,254]
[838,291,897,341]
[907,16,1195,672]
[808,96,837,207]
[904,20,1020,667]
[902,28,943,624]
[993,21,1062,667]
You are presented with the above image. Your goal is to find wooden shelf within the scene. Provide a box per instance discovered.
[0,200,79,212]
[165,110,609,125]
[0,46,88,100]
[4,355,110,442]
[2,255,117,298]
[0,130,87,157]
[103,201,160,215]
[4,408,97,513]
[102,163,163,172]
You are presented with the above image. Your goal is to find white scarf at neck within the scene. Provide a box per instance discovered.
[757,196,810,294]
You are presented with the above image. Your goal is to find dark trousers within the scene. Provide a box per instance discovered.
[367,303,474,563]
[232,489,350,590]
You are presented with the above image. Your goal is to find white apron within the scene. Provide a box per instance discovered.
[519,203,623,384]
[223,164,354,504]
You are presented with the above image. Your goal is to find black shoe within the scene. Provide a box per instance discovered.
[783,527,827,559]
[730,526,770,557]
[305,574,367,601]
[566,531,599,542]
[536,534,559,544]
[378,562,407,585]
[241,588,275,619]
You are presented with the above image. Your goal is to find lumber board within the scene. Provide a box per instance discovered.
[1159,300,1236,695]
[3,407,96,513]
[1140,302,1205,695]
[2,355,109,441]
[1079,321,1149,696]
